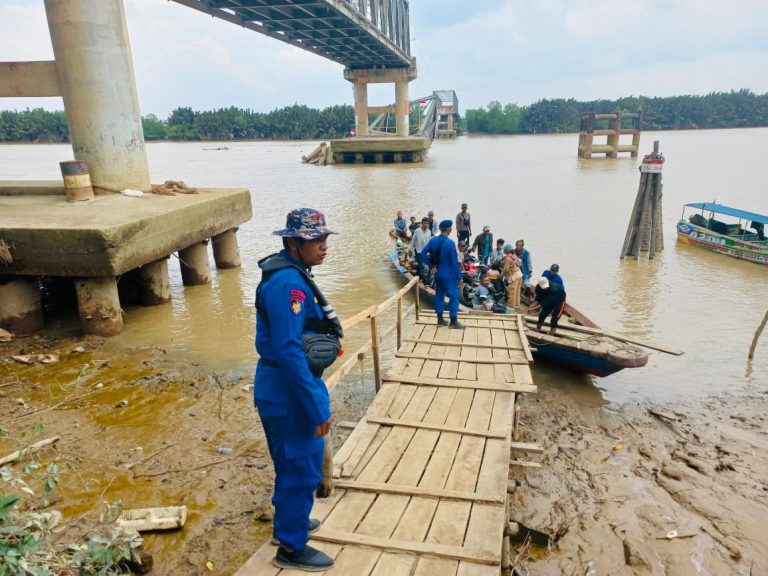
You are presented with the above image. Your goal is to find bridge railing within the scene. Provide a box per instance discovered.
[345,0,411,55]
[318,275,420,496]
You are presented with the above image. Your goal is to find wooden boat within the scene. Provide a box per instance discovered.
[677,202,768,265]
[389,249,649,376]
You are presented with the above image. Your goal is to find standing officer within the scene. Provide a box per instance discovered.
[420,220,464,329]
[254,208,339,572]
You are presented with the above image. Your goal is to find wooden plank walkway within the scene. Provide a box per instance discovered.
[235,315,535,575]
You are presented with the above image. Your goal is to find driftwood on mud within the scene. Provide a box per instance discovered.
[748,309,768,360]
[0,436,60,467]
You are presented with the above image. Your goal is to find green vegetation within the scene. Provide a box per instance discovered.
[1,424,143,575]
[0,103,355,143]
[464,90,768,134]
[2,90,767,142]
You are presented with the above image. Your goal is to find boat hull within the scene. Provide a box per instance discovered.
[389,250,647,377]
[677,221,768,265]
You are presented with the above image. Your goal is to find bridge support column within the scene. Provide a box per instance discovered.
[395,81,409,136]
[344,66,417,137]
[44,0,150,192]
[353,81,369,137]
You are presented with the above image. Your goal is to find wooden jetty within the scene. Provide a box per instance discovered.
[235,278,538,575]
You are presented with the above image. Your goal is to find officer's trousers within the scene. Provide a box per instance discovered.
[259,413,322,552]
[434,277,459,319]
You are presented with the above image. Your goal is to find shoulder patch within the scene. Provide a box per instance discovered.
[290,289,306,302]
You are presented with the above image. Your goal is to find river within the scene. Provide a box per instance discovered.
[2,128,766,405]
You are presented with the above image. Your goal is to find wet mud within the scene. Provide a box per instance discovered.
[2,335,767,575]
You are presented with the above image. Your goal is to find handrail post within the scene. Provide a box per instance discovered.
[370,313,381,392]
[396,296,402,350]
[414,279,420,321]
[317,434,334,497]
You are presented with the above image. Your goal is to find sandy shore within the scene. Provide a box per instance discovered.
[1,335,766,575]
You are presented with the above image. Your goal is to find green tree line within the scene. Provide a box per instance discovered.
[465,89,768,134]
[0,104,355,143]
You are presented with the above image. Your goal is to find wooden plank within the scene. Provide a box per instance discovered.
[403,337,523,351]
[385,373,536,393]
[370,553,416,576]
[508,460,543,468]
[395,351,528,364]
[366,416,508,439]
[509,441,543,454]
[311,530,499,565]
[516,314,534,362]
[522,314,683,355]
[333,480,505,504]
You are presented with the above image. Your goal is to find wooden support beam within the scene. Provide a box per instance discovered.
[333,479,505,504]
[402,338,523,351]
[395,351,528,364]
[508,460,542,469]
[366,416,508,439]
[384,373,536,393]
[311,529,500,565]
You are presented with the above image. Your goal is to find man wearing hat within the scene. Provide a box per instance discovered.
[534,276,566,335]
[254,208,339,571]
[420,220,464,329]
[542,263,565,290]
[455,203,472,245]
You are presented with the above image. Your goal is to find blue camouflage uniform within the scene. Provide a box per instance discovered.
[421,233,462,319]
[254,249,330,552]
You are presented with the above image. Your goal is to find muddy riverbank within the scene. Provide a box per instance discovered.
[2,334,766,575]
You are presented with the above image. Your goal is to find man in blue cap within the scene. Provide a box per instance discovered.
[254,208,340,571]
[420,219,464,329]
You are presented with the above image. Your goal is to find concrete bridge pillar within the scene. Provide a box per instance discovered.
[344,66,417,137]
[179,242,211,286]
[353,81,369,137]
[136,258,171,305]
[0,277,45,335]
[75,277,123,336]
[44,0,150,192]
[212,229,242,269]
[395,81,409,137]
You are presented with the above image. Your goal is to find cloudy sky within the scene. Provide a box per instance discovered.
[2,0,767,117]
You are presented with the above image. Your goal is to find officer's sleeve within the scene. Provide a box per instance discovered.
[448,242,462,281]
[264,280,331,427]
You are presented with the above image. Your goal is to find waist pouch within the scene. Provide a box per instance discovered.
[303,334,342,377]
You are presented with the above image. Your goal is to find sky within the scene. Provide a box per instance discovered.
[1,0,767,117]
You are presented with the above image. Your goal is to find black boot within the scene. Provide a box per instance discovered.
[449,318,465,330]
[436,314,447,326]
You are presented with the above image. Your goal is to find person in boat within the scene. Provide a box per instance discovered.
[534,276,566,335]
[427,210,438,236]
[254,208,340,572]
[471,226,494,265]
[457,240,469,272]
[455,203,472,245]
[491,238,505,267]
[515,239,534,298]
[408,215,419,236]
[541,263,564,290]
[393,210,408,239]
[474,272,493,311]
[502,243,523,308]
[421,220,464,329]
[411,217,432,284]
[751,221,765,240]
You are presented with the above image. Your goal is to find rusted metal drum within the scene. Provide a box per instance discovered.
[59,160,94,202]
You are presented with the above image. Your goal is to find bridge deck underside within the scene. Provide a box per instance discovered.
[235,318,535,575]
[172,0,413,68]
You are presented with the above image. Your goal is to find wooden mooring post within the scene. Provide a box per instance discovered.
[620,140,665,259]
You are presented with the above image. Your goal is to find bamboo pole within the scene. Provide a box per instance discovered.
[396,297,402,350]
[633,179,651,259]
[648,174,658,258]
[370,314,381,391]
[0,436,60,467]
[621,171,648,258]
[748,309,768,360]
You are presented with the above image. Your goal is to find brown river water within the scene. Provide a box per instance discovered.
[3,129,766,404]
[1,129,767,573]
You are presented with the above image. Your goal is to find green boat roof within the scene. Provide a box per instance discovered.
[685,203,768,225]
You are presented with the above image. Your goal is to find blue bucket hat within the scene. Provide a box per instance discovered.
[273,208,337,239]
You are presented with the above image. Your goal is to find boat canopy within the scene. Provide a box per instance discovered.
[685,203,768,225]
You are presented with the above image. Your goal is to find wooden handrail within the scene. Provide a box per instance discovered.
[374,276,418,316]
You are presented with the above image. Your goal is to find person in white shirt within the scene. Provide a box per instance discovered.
[411,218,433,283]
